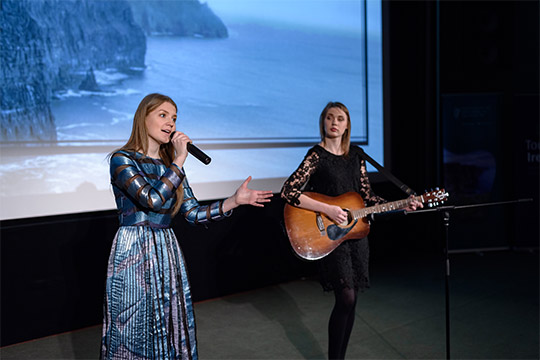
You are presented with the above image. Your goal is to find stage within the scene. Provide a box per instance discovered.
[2,250,538,359]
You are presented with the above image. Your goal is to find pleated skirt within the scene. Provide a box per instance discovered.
[101,226,197,360]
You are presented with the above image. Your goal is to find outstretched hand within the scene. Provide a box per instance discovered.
[234,176,273,207]
[222,176,273,212]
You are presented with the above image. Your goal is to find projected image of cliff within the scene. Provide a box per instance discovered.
[0,0,383,219]
[1,0,227,143]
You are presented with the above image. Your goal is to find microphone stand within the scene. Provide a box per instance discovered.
[403,198,533,360]
[358,148,533,358]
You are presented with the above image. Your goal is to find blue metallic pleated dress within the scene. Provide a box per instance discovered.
[101,150,231,360]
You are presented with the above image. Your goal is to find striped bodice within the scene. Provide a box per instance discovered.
[110,150,231,228]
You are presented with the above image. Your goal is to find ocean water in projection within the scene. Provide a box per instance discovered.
[2,22,374,194]
[50,23,367,143]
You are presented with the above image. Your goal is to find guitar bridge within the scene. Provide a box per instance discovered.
[315,212,326,236]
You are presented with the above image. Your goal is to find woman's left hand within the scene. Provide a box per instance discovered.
[223,176,274,212]
[405,196,424,211]
[234,176,274,207]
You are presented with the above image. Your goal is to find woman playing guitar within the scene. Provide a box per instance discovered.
[280,102,423,360]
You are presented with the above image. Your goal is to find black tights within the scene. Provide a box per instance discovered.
[328,286,358,360]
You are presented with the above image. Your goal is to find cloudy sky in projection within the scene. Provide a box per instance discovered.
[207,0,367,31]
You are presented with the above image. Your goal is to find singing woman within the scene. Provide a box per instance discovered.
[101,93,273,359]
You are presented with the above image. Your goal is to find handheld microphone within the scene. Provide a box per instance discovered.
[187,143,211,165]
[170,131,212,165]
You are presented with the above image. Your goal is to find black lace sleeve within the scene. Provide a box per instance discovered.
[358,157,386,206]
[280,150,320,206]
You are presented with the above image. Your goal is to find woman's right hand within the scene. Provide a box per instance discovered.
[170,131,191,167]
[325,204,348,225]
[297,194,348,225]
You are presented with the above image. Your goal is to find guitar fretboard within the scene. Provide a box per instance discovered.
[351,195,421,219]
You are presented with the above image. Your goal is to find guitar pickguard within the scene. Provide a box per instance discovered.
[326,219,358,241]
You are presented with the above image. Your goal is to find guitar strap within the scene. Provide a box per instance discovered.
[358,147,417,196]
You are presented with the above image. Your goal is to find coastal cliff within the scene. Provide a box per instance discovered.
[0,0,146,142]
[128,0,228,38]
[0,0,228,142]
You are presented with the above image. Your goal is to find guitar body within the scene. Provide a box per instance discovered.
[284,192,370,260]
[284,188,449,260]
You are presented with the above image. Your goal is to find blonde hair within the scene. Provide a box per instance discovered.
[114,93,184,215]
[319,101,351,156]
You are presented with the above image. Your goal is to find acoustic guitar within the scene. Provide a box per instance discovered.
[283,189,448,260]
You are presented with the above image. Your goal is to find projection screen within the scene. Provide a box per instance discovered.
[0,0,383,220]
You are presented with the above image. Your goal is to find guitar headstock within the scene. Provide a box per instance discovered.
[422,188,449,207]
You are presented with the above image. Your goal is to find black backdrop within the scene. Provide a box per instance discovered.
[1,0,538,346]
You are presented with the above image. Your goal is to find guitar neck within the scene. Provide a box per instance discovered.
[352,195,421,219]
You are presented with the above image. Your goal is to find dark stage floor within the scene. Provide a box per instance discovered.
[1,250,538,359]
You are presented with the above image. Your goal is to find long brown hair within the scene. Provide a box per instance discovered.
[319,101,351,156]
[114,93,184,215]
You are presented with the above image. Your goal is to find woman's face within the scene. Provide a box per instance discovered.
[145,101,177,147]
[323,107,348,140]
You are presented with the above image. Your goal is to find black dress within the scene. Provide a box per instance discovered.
[281,145,385,292]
